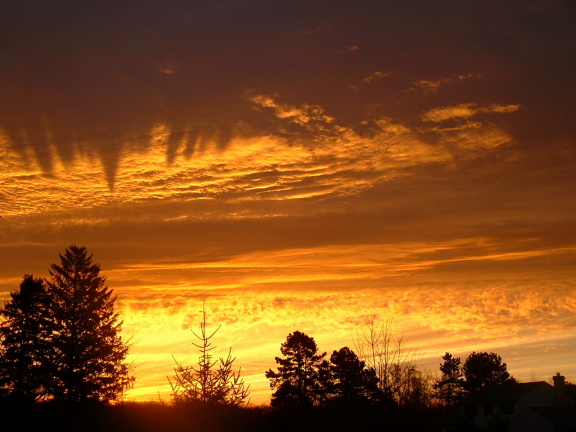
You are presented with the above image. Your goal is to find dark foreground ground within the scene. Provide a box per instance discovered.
[0,400,439,432]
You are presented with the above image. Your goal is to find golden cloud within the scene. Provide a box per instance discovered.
[1,94,522,227]
[118,269,576,403]
[422,103,522,122]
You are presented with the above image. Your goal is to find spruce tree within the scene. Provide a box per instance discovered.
[0,275,54,401]
[169,303,250,406]
[46,245,132,402]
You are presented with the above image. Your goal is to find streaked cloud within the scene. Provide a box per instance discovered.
[1,92,524,221]
[114,252,576,403]
[410,73,482,94]
[350,71,391,90]
[422,103,522,123]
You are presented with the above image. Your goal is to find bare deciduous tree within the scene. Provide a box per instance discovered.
[354,317,430,407]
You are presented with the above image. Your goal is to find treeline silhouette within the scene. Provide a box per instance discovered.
[0,246,566,431]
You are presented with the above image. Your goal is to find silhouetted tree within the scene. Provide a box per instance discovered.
[0,275,54,401]
[354,318,425,407]
[434,352,465,406]
[327,346,383,406]
[46,245,133,402]
[462,351,512,394]
[169,303,249,406]
[395,366,433,409]
[265,331,327,409]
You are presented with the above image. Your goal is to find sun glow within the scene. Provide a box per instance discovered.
[110,239,576,404]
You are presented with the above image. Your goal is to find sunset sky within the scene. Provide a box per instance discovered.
[1,1,575,404]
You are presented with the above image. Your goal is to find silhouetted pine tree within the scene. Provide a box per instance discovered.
[46,245,133,402]
[434,352,465,406]
[265,331,327,409]
[328,346,383,406]
[0,275,54,401]
[462,351,513,394]
[169,303,250,406]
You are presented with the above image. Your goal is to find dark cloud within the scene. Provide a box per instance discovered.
[2,1,574,187]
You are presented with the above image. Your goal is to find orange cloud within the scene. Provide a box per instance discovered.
[410,73,482,94]
[350,71,391,90]
[422,103,522,122]
[116,266,576,404]
[1,90,527,223]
